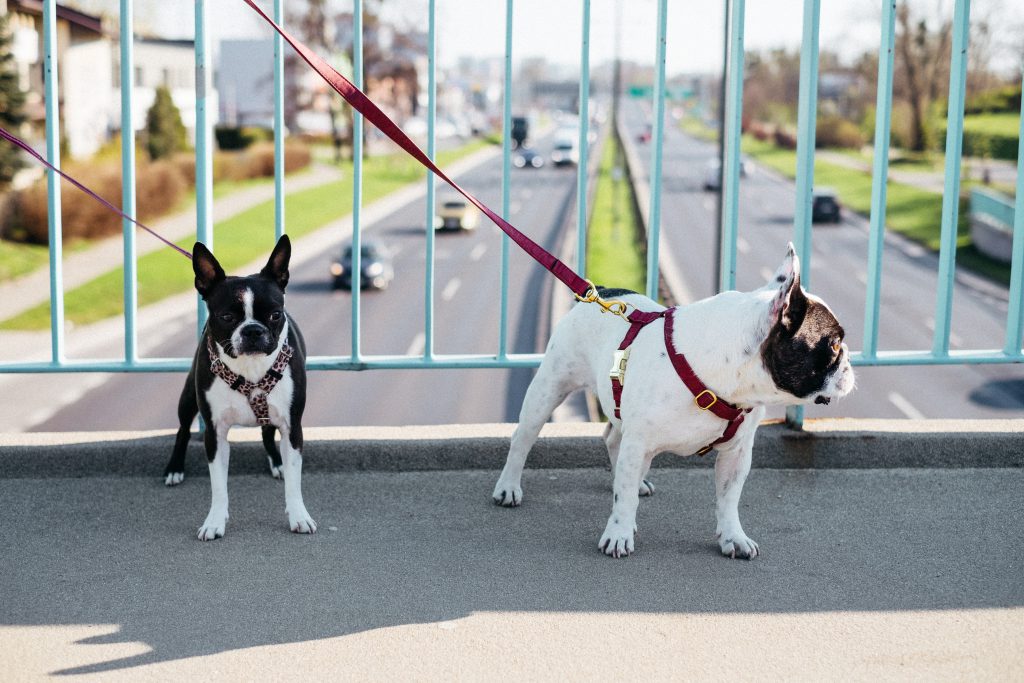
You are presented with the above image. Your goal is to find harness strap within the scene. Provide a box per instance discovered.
[207,338,293,426]
[611,308,750,455]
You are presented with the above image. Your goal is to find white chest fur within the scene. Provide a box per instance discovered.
[206,323,294,429]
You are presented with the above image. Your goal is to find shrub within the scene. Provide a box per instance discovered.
[145,86,187,161]
[3,160,186,244]
[964,85,1022,115]
[214,125,273,150]
[773,127,798,149]
[815,115,864,149]
[748,120,773,142]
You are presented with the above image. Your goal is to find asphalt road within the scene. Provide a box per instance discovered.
[621,100,1024,420]
[28,132,586,431]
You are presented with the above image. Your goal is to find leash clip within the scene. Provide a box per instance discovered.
[575,279,630,320]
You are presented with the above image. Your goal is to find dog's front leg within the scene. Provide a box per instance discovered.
[599,436,649,558]
[279,425,316,534]
[198,425,230,541]
[714,438,759,559]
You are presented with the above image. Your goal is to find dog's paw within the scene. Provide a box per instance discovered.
[717,530,759,560]
[268,457,282,480]
[197,514,227,541]
[492,481,523,507]
[288,507,317,534]
[639,479,654,497]
[598,520,635,558]
[165,472,184,486]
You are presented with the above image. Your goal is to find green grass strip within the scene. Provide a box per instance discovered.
[1,141,488,330]
[586,132,646,294]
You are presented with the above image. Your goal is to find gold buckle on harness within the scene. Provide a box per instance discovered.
[696,444,714,456]
[575,279,630,320]
[694,389,718,411]
[609,347,631,384]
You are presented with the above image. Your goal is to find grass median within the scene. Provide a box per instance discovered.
[586,132,646,294]
[1,140,489,331]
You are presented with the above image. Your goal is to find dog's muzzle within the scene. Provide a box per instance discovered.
[238,323,274,355]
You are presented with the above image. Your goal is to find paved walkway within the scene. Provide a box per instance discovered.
[0,163,343,322]
[815,149,1018,194]
[1,463,1020,679]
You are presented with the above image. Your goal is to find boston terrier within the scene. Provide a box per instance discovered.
[493,244,854,559]
[164,235,316,540]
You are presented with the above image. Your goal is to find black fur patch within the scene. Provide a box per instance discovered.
[596,287,639,299]
[760,285,845,398]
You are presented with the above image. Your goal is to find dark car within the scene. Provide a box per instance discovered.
[513,147,544,169]
[811,189,842,223]
[511,116,529,149]
[330,241,393,290]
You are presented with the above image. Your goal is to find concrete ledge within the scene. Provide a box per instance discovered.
[1,419,1021,478]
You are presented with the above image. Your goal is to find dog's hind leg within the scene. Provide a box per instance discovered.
[604,423,654,497]
[164,373,198,486]
[493,359,576,507]
[261,426,283,479]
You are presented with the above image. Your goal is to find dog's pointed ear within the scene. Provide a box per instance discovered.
[192,242,225,298]
[260,235,291,291]
[767,243,807,332]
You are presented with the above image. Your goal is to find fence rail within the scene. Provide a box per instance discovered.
[1,0,1022,383]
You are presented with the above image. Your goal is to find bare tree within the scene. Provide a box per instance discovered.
[894,1,952,152]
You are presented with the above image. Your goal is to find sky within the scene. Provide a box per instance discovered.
[77,0,1022,78]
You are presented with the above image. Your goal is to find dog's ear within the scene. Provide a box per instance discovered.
[767,243,807,332]
[260,234,291,291]
[192,242,225,298]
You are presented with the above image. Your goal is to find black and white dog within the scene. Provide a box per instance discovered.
[493,245,854,559]
[164,235,316,540]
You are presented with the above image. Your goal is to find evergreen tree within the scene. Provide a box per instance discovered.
[144,86,187,160]
[0,15,27,189]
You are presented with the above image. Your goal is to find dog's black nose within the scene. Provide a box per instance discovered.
[240,324,266,340]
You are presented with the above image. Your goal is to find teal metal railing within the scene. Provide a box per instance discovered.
[2,0,1022,386]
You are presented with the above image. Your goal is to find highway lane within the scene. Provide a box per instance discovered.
[30,133,587,431]
[622,99,1024,419]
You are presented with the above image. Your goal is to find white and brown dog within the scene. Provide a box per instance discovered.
[493,244,854,559]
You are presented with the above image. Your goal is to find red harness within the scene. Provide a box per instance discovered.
[610,308,751,456]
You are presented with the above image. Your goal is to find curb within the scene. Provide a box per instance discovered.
[2,419,1020,479]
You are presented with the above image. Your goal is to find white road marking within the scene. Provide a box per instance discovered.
[888,391,926,420]
[736,237,750,254]
[469,243,487,261]
[702,197,715,211]
[902,242,926,259]
[923,318,964,347]
[441,278,462,301]
[406,332,426,357]
[856,271,868,285]
[509,201,522,214]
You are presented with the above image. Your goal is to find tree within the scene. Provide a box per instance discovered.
[0,15,27,190]
[144,86,187,160]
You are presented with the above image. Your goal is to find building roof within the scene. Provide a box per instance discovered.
[8,0,104,34]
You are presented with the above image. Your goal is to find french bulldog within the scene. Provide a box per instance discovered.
[493,244,854,558]
[164,235,316,540]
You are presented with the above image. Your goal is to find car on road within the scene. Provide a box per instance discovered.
[330,241,394,291]
[702,157,753,191]
[551,138,579,167]
[812,188,842,223]
[513,148,544,169]
[435,194,480,231]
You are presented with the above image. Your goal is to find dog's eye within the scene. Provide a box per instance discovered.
[270,311,282,322]
[831,341,841,354]
[219,312,235,323]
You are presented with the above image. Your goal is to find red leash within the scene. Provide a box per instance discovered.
[239,0,595,301]
[0,127,193,260]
